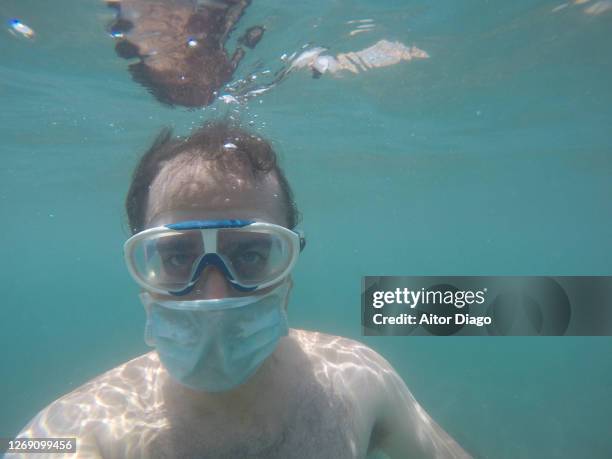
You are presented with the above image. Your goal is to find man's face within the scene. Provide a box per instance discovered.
[144,154,288,301]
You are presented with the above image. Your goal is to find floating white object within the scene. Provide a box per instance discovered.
[347,18,374,24]
[8,19,35,40]
[289,47,327,70]
[349,29,371,36]
[551,3,569,12]
[219,94,239,104]
[585,0,612,14]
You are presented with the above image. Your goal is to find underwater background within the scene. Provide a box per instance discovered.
[1,0,611,457]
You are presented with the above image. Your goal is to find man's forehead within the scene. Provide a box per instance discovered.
[150,160,253,197]
[145,156,284,226]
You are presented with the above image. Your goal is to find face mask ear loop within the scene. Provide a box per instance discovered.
[283,276,294,313]
[140,293,156,347]
[280,282,291,334]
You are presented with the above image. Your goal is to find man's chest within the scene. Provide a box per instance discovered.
[147,387,366,459]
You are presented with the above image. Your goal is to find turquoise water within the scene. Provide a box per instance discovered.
[1,0,611,457]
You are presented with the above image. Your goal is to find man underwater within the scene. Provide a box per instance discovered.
[8,121,471,458]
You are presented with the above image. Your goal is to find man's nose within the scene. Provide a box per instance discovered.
[190,265,232,299]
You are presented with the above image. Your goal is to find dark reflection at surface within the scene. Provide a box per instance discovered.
[107,0,264,107]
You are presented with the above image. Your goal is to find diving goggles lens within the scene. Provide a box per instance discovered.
[130,226,294,291]
[217,228,290,285]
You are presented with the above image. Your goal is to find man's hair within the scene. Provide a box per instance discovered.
[125,120,299,234]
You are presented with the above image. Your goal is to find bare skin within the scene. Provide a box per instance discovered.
[9,156,471,459]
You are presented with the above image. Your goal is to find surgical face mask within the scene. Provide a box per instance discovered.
[140,281,290,392]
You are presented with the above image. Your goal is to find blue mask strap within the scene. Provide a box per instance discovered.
[169,253,257,296]
[166,219,253,230]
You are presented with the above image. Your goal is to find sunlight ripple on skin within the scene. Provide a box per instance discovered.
[9,330,471,458]
[291,330,470,458]
[12,353,171,458]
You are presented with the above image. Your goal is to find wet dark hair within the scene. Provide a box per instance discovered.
[125,120,299,234]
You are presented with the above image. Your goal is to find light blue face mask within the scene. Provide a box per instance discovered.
[139,281,290,392]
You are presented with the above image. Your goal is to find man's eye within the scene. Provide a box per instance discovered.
[164,254,196,268]
[237,251,265,265]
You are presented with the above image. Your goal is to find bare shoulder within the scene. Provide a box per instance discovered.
[289,328,397,375]
[16,352,163,439]
[287,329,399,406]
[288,330,472,458]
